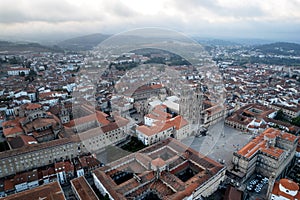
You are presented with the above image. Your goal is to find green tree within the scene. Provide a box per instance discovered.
[274,110,285,121]
[19,71,25,77]
[104,193,110,200]
[292,116,300,127]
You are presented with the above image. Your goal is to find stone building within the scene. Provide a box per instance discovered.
[201,100,226,127]
[225,104,276,133]
[136,105,190,145]
[78,117,129,153]
[93,138,226,200]
[0,137,80,178]
[0,104,130,178]
[64,105,130,153]
[269,103,300,119]
[132,83,164,101]
[179,87,203,125]
[231,128,299,182]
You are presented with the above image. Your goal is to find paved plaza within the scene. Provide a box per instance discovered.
[181,120,253,167]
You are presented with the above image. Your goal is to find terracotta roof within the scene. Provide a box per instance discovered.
[224,186,242,200]
[25,103,41,110]
[4,179,14,191]
[39,91,62,99]
[101,120,128,133]
[96,111,110,125]
[226,103,276,127]
[137,115,188,136]
[280,179,299,191]
[265,132,276,139]
[3,126,24,137]
[64,111,110,128]
[0,136,78,160]
[260,146,284,158]
[71,176,99,200]
[272,180,300,200]
[150,84,163,89]
[3,181,66,200]
[55,161,74,173]
[135,84,163,93]
[8,67,30,71]
[237,128,298,159]
[151,157,166,168]
[281,132,298,142]
[93,138,225,200]
[7,135,37,149]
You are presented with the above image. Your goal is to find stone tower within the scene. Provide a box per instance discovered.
[179,86,203,135]
[59,104,70,124]
[266,172,276,199]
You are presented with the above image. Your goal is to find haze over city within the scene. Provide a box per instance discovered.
[1,0,300,43]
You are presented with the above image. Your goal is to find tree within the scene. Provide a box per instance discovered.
[29,70,37,76]
[19,71,25,77]
[274,110,285,121]
[104,193,110,200]
[292,116,300,127]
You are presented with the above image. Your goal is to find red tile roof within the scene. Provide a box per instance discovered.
[151,157,166,168]
[4,179,14,191]
[280,178,299,191]
[71,176,99,200]
[64,111,110,128]
[272,180,300,200]
[137,115,188,136]
[3,126,24,137]
[3,181,66,200]
[237,128,298,159]
[93,138,225,200]
[25,103,41,110]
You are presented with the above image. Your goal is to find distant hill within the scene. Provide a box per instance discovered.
[193,37,276,46]
[194,38,240,46]
[0,41,63,53]
[253,42,300,56]
[57,33,110,51]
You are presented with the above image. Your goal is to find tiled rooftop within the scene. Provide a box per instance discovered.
[93,138,225,200]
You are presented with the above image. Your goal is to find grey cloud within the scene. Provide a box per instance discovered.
[219,5,265,18]
[170,0,265,18]
[0,0,299,43]
[0,0,137,24]
[104,0,137,18]
[0,0,81,23]
[170,0,219,13]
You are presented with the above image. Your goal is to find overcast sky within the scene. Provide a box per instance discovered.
[1,0,300,42]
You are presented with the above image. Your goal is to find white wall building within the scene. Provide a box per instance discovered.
[7,68,30,76]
